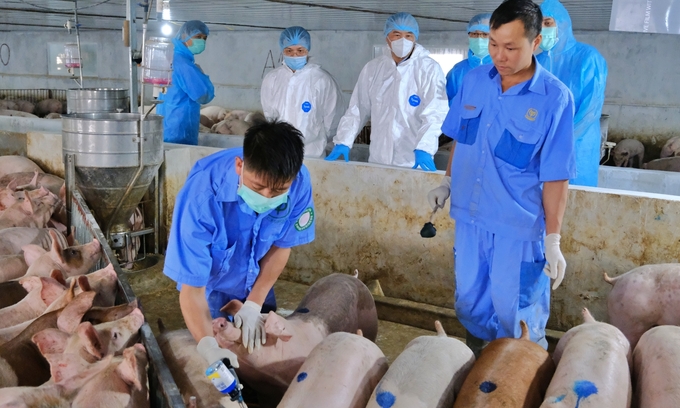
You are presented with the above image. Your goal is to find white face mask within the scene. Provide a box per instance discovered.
[390,38,414,58]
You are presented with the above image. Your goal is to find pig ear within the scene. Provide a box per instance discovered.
[219,299,243,316]
[45,353,81,384]
[58,291,96,333]
[7,179,18,191]
[77,275,92,292]
[29,170,39,188]
[76,322,104,360]
[32,328,69,355]
[19,276,42,292]
[67,227,77,246]
[434,320,447,337]
[116,347,143,391]
[264,311,292,342]
[20,194,35,214]
[50,269,67,286]
[59,183,66,202]
[39,277,65,307]
[22,244,47,266]
[357,329,364,337]
[49,230,66,263]
[582,308,597,323]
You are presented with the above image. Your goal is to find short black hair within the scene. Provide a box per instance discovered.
[243,119,305,189]
[490,0,543,41]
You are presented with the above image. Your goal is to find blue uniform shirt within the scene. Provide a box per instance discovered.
[163,148,315,313]
[442,58,575,241]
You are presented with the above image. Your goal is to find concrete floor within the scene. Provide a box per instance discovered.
[123,257,449,364]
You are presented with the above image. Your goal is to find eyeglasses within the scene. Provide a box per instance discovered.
[468,32,489,39]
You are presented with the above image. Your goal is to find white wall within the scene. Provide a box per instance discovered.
[1,28,679,144]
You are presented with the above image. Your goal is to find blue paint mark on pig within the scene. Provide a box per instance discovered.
[573,380,598,408]
[296,372,307,382]
[479,381,497,393]
[376,389,396,408]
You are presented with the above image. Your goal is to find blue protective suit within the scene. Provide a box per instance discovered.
[157,38,215,145]
[445,50,492,105]
[445,13,493,104]
[537,0,608,187]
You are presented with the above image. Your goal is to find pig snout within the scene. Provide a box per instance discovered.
[212,317,241,346]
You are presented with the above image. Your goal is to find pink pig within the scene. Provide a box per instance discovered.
[605,264,680,348]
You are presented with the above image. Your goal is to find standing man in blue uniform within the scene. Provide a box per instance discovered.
[158,20,215,145]
[427,0,575,354]
[537,0,607,186]
[445,13,493,105]
[164,120,315,363]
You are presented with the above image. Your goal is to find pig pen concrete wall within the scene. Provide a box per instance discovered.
[159,144,680,333]
[5,130,680,333]
[2,27,680,147]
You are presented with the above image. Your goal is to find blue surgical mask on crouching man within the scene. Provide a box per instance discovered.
[237,176,289,213]
[284,56,307,71]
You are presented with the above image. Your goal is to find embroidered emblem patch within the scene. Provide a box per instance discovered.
[525,108,538,121]
[295,207,314,231]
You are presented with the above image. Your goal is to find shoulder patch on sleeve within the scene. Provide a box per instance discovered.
[294,207,314,231]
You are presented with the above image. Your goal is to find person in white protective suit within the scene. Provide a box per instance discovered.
[260,26,345,158]
[325,12,449,171]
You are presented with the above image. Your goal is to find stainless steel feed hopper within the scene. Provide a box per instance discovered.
[62,112,163,257]
[66,88,130,114]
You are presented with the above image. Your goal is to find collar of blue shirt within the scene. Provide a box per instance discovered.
[488,55,547,96]
[214,154,241,203]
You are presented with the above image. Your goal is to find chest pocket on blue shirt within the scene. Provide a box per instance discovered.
[457,108,482,145]
[212,242,237,273]
[495,121,542,169]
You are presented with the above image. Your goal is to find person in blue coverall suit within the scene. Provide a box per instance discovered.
[163,119,316,366]
[428,0,575,356]
[445,13,493,105]
[157,20,215,145]
[537,0,608,186]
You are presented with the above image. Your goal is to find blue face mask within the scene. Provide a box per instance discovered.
[237,176,289,214]
[187,38,206,55]
[468,37,489,58]
[284,56,307,71]
[540,27,558,51]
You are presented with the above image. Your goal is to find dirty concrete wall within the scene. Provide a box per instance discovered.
[8,129,680,333]
[154,144,680,332]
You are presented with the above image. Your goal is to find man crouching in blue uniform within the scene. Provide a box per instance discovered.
[164,119,315,366]
[427,0,575,355]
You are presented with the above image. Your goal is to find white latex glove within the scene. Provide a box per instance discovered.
[197,336,239,368]
[427,176,451,211]
[233,300,266,353]
[543,233,566,290]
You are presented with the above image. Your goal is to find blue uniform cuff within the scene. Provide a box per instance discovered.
[163,265,210,289]
[275,231,315,249]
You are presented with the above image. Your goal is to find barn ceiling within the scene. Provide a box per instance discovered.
[0,0,614,32]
